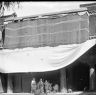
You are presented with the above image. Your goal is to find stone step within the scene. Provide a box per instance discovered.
[1,92,96,95]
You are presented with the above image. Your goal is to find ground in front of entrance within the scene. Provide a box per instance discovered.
[1,92,96,95]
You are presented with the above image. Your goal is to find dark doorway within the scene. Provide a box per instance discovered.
[68,62,89,91]
[73,62,89,91]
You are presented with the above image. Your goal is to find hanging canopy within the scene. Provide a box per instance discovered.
[0,39,96,73]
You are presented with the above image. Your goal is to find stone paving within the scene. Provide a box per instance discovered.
[1,92,96,95]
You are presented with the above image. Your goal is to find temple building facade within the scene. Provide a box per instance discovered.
[0,3,96,94]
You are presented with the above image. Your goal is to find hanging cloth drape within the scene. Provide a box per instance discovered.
[0,39,95,73]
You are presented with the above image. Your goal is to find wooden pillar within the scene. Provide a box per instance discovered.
[7,74,13,93]
[67,67,73,90]
[0,75,4,93]
[89,65,95,91]
[13,74,22,93]
[60,68,67,93]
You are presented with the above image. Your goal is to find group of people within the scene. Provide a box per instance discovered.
[31,78,59,94]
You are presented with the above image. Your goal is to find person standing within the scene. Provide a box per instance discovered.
[31,78,37,94]
[37,78,44,94]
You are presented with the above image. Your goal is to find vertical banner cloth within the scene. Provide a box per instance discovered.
[0,39,95,73]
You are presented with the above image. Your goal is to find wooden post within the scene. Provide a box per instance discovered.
[67,67,73,90]
[0,75,4,93]
[13,74,22,93]
[89,65,95,91]
[60,68,67,93]
[7,74,13,93]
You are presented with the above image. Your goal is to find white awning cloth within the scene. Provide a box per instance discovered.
[0,39,96,73]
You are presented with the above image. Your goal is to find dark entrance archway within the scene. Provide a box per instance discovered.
[67,62,89,91]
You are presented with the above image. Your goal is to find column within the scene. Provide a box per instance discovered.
[14,74,22,93]
[67,67,73,90]
[7,74,13,93]
[89,65,95,91]
[0,74,4,93]
[60,68,67,93]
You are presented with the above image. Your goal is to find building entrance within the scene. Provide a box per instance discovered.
[21,70,60,92]
[72,62,89,91]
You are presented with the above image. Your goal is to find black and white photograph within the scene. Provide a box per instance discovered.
[0,1,96,95]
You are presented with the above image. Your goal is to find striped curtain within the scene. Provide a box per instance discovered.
[4,12,89,49]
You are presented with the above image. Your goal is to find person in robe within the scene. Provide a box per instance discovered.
[44,80,52,93]
[53,84,59,93]
[37,78,44,94]
[49,83,52,93]
[31,78,37,94]
[44,80,49,93]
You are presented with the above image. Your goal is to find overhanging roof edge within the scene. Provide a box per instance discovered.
[80,3,96,8]
[4,8,88,22]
